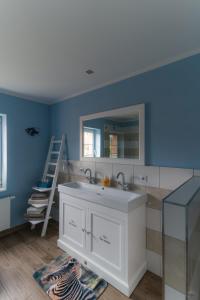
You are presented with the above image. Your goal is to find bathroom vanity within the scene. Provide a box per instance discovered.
[58,182,147,296]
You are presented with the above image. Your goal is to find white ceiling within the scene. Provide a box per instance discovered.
[0,0,200,104]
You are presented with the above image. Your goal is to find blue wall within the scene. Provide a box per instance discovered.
[50,54,200,169]
[0,93,50,227]
[0,54,199,228]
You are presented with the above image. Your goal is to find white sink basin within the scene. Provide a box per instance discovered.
[58,181,146,212]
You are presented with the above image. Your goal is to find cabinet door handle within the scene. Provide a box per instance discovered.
[99,236,111,245]
[82,228,86,232]
[86,231,91,235]
[69,220,77,227]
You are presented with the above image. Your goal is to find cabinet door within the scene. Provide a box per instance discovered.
[60,194,86,253]
[87,205,126,277]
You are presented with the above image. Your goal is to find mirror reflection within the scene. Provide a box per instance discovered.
[82,113,139,159]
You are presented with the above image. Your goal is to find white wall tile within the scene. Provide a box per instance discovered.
[194,169,200,176]
[60,160,70,174]
[112,163,133,184]
[147,208,162,232]
[164,203,186,241]
[147,250,162,277]
[68,160,81,175]
[165,285,186,300]
[133,166,159,187]
[80,161,95,176]
[68,160,96,177]
[160,167,193,190]
[95,162,112,180]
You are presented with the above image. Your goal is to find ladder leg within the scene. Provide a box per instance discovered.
[31,224,36,230]
[41,134,65,237]
[41,197,52,237]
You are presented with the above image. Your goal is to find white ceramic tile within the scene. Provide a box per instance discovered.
[112,163,133,184]
[194,169,200,176]
[80,161,95,176]
[147,208,162,232]
[160,167,193,190]
[165,285,186,300]
[133,166,159,187]
[69,160,96,178]
[60,159,70,174]
[147,250,162,277]
[95,162,112,180]
[68,160,81,175]
[160,255,163,275]
[164,203,186,241]
[187,191,200,238]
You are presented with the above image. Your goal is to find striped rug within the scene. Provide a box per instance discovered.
[33,253,108,300]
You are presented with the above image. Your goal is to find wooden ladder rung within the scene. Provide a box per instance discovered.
[46,174,55,178]
[48,162,57,166]
[51,151,60,154]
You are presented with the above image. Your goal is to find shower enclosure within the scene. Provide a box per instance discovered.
[163,176,200,300]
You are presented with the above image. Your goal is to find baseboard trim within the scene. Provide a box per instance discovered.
[0,223,28,238]
[128,262,147,295]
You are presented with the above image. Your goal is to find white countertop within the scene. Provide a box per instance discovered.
[58,181,147,213]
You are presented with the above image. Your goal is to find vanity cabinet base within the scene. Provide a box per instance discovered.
[57,239,146,296]
[58,193,147,296]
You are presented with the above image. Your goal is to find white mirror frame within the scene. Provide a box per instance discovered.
[80,104,145,165]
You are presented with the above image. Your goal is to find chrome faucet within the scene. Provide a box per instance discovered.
[80,168,96,184]
[116,172,128,191]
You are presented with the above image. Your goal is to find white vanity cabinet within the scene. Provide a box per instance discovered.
[87,203,126,279]
[60,195,87,254]
[58,185,147,296]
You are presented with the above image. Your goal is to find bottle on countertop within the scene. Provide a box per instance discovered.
[101,176,111,187]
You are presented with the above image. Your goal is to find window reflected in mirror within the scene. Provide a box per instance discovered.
[83,127,101,157]
[82,114,139,159]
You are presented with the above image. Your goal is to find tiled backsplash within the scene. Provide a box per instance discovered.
[58,160,197,278]
[67,160,195,190]
[160,167,193,190]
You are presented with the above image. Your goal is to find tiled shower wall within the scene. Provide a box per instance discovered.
[58,160,198,277]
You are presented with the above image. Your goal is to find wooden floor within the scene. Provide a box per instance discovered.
[0,222,162,300]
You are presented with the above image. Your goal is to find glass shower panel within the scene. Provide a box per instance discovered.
[163,177,200,300]
[187,190,200,300]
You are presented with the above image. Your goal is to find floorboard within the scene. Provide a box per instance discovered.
[0,222,162,300]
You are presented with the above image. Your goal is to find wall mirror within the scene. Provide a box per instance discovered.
[80,104,145,165]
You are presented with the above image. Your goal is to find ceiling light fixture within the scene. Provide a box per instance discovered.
[85,69,94,75]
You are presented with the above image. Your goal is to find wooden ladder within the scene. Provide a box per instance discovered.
[31,135,65,237]
[41,135,64,237]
